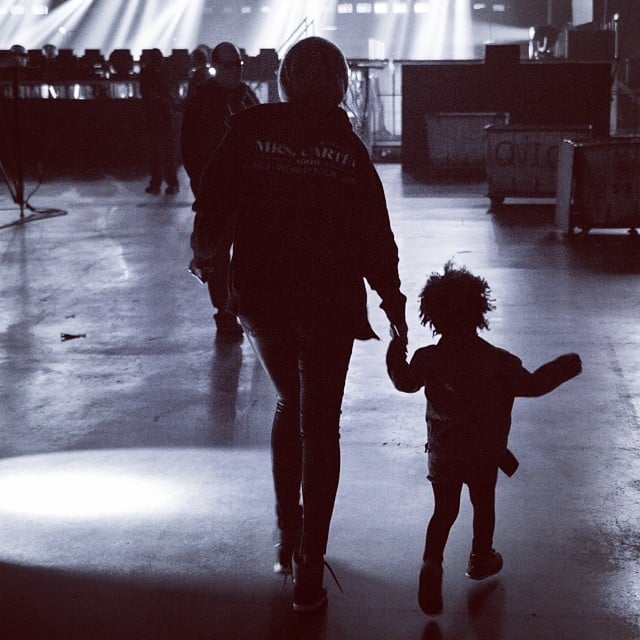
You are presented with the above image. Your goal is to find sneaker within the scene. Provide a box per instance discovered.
[466,549,503,580]
[293,555,327,613]
[145,185,160,195]
[418,560,443,615]
[165,184,179,195]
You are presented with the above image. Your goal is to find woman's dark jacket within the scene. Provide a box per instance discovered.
[191,102,406,339]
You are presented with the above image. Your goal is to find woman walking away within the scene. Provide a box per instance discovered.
[190,37,408,613]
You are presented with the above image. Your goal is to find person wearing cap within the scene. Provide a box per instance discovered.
[191,36,407,612]
[182,42,259,341]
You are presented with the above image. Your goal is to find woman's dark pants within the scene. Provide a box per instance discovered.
[240,314,354,558]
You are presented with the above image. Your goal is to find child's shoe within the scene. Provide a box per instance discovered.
[418,559,443,615]
[466,549,503,580]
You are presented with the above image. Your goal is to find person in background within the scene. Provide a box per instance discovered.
[139,48,180,196]
[186,45,211,98]
[386,260,582,615]
[182,41,259,341]
[190,36,407,613]
[8,44,28,68]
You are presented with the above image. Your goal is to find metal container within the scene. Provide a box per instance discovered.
[485,124,592,206]
[426,112,508,173]
[556,138,640,236]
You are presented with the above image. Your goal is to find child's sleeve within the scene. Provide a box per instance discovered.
[386,338,423,393]
[512,353,582,397]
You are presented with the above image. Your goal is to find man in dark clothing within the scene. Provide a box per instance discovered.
[139,48,180,195]
[182,42,259,340]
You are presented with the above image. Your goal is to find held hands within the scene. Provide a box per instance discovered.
[387,322,408,362]
[389,320,408,346]
[386,322,419,391]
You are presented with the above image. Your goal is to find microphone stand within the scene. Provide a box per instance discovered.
[0,61,67,229]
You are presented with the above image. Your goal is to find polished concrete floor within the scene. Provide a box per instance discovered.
[0,164,639,640]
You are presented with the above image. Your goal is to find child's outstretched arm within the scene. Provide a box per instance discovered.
[386,332,422,393]
[514,353,582,397]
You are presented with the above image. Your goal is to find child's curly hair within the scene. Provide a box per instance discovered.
[419,261,495,336]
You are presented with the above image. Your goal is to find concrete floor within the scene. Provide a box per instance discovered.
[0,164,639,640]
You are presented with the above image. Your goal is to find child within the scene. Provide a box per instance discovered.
[386,261,581,615]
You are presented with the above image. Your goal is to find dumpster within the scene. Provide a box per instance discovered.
[485,124,592,206]
[426,112,509,173]
[555,137,640,236]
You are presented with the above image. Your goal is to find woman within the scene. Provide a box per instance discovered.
[191,37,407,613]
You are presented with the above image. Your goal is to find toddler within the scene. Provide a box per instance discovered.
[386,261,581,615]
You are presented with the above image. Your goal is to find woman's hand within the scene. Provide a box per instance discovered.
[389,321,408,347]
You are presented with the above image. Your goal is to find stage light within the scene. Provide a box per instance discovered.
[0,0,206,88]
[240,5,251,13]
[249,1,338,56]
[0,0,93,54]
[61,0,205,59]
[453,0,472,58]
[356,2,372,13]
[11,4,26,15]
[392,2,408,14]
[492,3,505,11]
[403,0,474,60]
[374,2,388,14]
[337,2,353,13]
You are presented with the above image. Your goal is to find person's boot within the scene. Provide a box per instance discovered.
[214,312,243,342]
[292,553,327,613]
[273,525,301,575]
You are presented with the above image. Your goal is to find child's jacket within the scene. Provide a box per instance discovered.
[387,335,581,466]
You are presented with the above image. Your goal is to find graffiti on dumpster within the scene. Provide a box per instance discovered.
[491,137,560,169]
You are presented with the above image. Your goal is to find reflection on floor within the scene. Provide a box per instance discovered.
[0,165,639,639]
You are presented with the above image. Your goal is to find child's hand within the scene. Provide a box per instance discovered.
[389,322,408,346]
[558,353,582,378]
[386,329,420,392]
[387,327,407,360]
